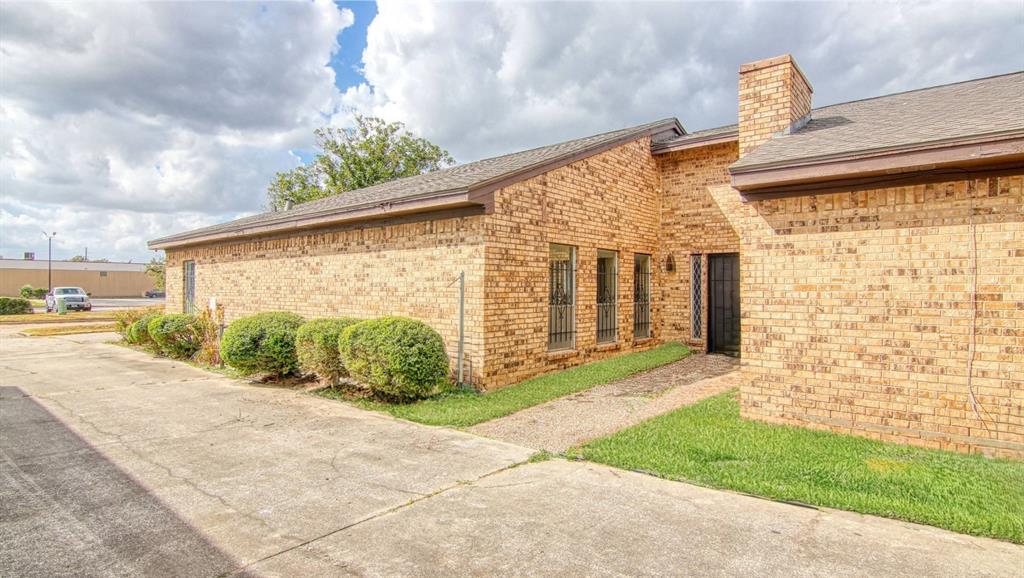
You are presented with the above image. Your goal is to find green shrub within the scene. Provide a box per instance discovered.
[147,314,202,359]
[127,311,163,346]
[32,288,47,299]
[114,306,163,340]
[339,317,449,400]
[0,297,33,315]
[19,285,34,299]
[296,317,361,383]
[221,311,305,376]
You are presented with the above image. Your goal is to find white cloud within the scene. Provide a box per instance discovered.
[1,0,353,261]
[0,197,232,262]
[345,1,1023,161]
[3,0,1021,262]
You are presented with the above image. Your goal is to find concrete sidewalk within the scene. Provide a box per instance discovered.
[469,353,741,452]
[2,331,1021,577]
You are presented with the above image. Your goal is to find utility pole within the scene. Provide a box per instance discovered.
[42,231,57,291]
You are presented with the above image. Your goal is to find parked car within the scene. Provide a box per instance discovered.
[145,289,166,298]
[46,287,92,312]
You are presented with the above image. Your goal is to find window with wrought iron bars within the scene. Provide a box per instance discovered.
[633,253,651,339]
[548,244,576,351]
[690,254,702,339]
[596,250,618,343]
[183,260,196,314]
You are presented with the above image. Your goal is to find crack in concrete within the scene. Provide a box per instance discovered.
[224,458,531,576]
[33,393,304,544]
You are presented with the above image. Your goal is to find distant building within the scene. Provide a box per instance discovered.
[0,259,156,297]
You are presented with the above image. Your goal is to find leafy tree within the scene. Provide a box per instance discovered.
[70,255,109,262]
[145,256,166,290]
[266,115,454,210]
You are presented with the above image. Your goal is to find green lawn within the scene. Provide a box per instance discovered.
[573,390,1024,543]
[319,342,690,427]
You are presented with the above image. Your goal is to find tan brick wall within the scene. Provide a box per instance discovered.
[481,137,663,388]
[705,176,1024,457]
[738,54,813,155]
[655,142,741,348]
[165,215,486,384]
[163,138,668,391]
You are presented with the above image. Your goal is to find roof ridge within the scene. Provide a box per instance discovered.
[811,69,1024,114]
[466,117,680,163]
[667,70,1023,140]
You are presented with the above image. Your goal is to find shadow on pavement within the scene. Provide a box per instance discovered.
[0,386,240,577]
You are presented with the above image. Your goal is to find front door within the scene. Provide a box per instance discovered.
[708,253,740,356]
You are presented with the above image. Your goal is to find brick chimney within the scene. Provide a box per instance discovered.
[738,54,813,156]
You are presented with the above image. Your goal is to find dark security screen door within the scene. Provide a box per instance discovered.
[708,253,740,356]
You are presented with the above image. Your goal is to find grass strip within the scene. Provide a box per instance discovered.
[574,390,1024,544]
[0,311,118,324]
[319,342,690,427]
[20,323,118,336]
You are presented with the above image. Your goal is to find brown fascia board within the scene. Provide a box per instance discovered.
[731,133,1024,197]
[148,190,477,250]
[651,131,739,154]
[466,118,684,204]
[736,160,1024,201]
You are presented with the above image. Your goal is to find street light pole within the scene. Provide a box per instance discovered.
[42,231,57,291]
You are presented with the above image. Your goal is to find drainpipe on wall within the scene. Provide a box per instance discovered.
[457,270,465,388]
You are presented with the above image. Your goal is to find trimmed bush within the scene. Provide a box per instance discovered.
[127,311,163,346]
[19,285,34,299]
[147,314,202,359]
[32,288,47,299]
[0,297,33,315]
[339,317,450,400]
[221,311,305,376]
[296,317,361,384]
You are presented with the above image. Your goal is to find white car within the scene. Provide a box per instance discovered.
[46,287,92,312]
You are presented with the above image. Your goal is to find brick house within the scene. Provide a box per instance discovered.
[151,55,1023,457]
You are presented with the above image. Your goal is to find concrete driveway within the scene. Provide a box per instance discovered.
[2,329,1021,577]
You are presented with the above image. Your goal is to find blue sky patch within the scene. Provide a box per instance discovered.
[331,1,376,90]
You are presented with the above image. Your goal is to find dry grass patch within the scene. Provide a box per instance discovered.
[21,323,118,336]
[0,311,118,324]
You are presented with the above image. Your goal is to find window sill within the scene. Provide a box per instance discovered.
[546,349,578,361]
[633,337,655,345]
[595,342,620,352]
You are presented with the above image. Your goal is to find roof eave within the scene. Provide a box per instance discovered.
[731,134,1024,198]
[466,118,684,203]
[148,190,477,250]
[652,131,739,154]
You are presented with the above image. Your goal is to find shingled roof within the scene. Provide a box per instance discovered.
[654,72,1024,168]
[651,124,738,152]
[150,118,682,249]
[732,71,1024,172]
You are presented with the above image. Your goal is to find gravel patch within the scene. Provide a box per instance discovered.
[468,353,740,452]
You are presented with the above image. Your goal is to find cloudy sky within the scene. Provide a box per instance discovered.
[1,1,1021,263]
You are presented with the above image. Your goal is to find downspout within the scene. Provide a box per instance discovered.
[458,270,465,388]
